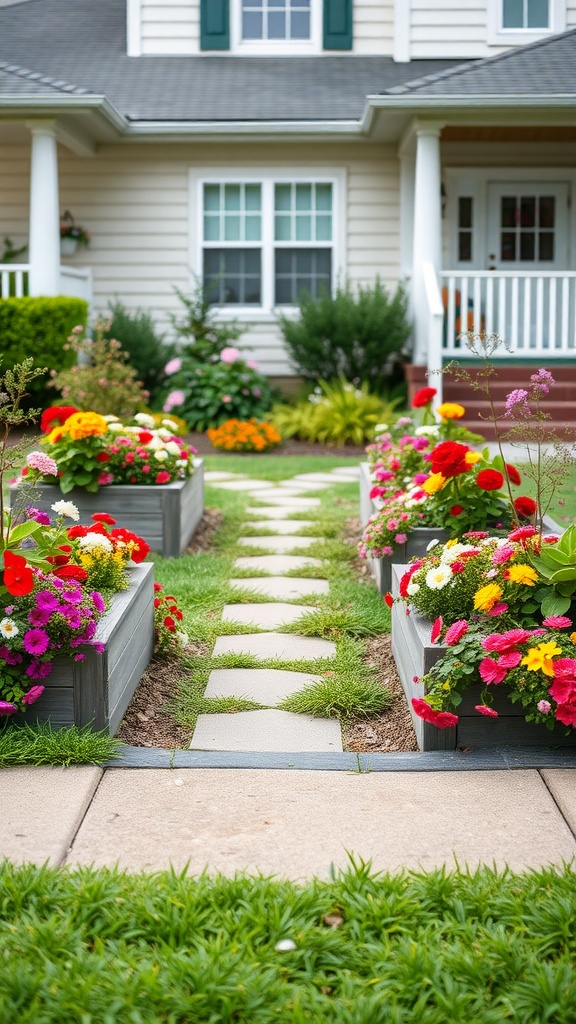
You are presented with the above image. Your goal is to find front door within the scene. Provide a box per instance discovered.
[486,182,569,271]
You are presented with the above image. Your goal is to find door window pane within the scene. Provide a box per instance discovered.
[539,195,555,228]
[501,196,516,228]
[520,233,535,261]
[539,233,554,261]
[204,249,261,305]
[275,248,331,304]
[501,232,516,261]
[520,196,535,228]
[458,197,473,262]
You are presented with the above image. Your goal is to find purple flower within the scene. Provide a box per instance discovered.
[25,506,52,526]
[530,368,555,395]
[22,629,50,656]
[4,606,14,615]
[28,607,52,627]
[91,591,106,614]
[22,684,45,704]
[74,653,86,662]
[61,589,83,606]
[25,660,52,679]
[93,642,105,654]
[36,591,60,612]
[0,701,17,716]
[61,609,82,629]
[504,388,530,417]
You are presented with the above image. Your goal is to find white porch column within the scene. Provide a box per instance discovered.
[27,120,61,296]
[412,121,443,365]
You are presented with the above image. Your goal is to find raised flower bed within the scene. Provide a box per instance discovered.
[13,563,154,734]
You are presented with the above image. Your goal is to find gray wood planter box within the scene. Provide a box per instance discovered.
[11,461,204,558]
[390,563,576,751]
[14,563,154,735]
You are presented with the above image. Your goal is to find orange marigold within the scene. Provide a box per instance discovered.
[207,419,281,453]
[58,411,108,440]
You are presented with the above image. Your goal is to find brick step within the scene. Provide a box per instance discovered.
[444,382,576,403]
[461,418,576,440]
[453,399,576,416]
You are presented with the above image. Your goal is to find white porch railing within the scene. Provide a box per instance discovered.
[422,261,444,404]
[60,265,93,307]
[440,270,576,358]
[0,263,29,298]
[0,263,93,310]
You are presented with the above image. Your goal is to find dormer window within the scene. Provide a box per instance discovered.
[502,0,549,28]
[488,0,565,43]
[242,0,311,41]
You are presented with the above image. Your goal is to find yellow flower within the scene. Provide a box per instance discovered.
[436,402,465,420]
[570,632,576,643]
[464,451,482,466]
[474,583,503,612]
[61,411,108,440]
[521,641,562,677]
[445,538,458,548]
[506,563,539,587]
[422,472,446,494]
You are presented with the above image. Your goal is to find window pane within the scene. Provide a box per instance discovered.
[295,184,312,211]
[539,232,554,260]
[316,214,332,241]
[295,214,312,241]
[528,0,549,27]
[520,196,535,228]
[204,215,220,242]
[458,196,472,229]
[316,184,332,211]
[224,215,241,242]
[501,196,516,228]
[539,195,555,228]
[245,215,261,242]
[243,11,262,38]
[268,11,285,37]
[274,248,331,304]
[502,0,524,27]
[224,185,241,211]
[458,232,472,262]
[501,232,516,261]
[245,185,261,211]
[275,185,291,211]
[291,11,310,37]
[520,232,535,260]
[204,249,261,305]
[204,185,220,212]
[275,214,291,241]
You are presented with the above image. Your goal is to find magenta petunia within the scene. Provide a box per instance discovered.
[61,589,83,606]
[22,684,45,704]
[25,506,52,526]
[475,705,498,717]
[91,591,106,614]
[411,698,458,729]
[28,607,51,626]
[497,650,522,669]
[430,616,443,644]
[482,629,533,653]
[25,660,53,679]
[0,701,17,715]
[542,616,573,629]
[479,657,507,685]
[22,629,50,656]
[35,590,60,612]
[444,620,468,646]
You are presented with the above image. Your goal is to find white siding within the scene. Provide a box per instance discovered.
[0,141,399,377]
[411,1,494,59]
[138,0,393,56]
[568,0,576,26]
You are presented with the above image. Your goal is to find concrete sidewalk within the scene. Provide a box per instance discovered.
[1,765,575,878]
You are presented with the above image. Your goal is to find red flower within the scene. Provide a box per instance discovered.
[91,513,116,525]
[384,592,394,608]
[444,620,468,646]
[138,431,154,444]
[3,550,34,597]
[155,471,171,485]
[154,582,163,592]
[411,698,458,729]
[475,705,499,718]
[505,463,522,486]
[514,496,537,518]
[450,505,464,516]
[476,469,504,491]
[450,561,465,574]
[96,452,111,463]
[430,616,443,644]
[154,598,161,608]
[40,405,77,433]
[163,616,176,632]
[508,525,537,542]
[412,386,437,408]
[110,528,150,563]
[430,441,471,478]
[51,564,89,581]
[67,525,90,539]
[87,523,109,536]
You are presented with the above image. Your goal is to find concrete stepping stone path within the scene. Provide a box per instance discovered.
[210,479,275,491]
[228,577,330,599]
[205,668,323,704]
[237,536,321,551]
[247,487,312,500]
[249,496,321,508]
[191,710,342,752]
[245,506,311,519]
[212,632,336,661]
[278,479,331,491]
[221,602,315,628]
[234,554,323,573]
[204,471,247,481]
[292,472,356,484]
[243,520,315,534]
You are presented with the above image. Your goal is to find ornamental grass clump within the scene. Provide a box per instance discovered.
[26,408,196,493]
[207,418,281,453]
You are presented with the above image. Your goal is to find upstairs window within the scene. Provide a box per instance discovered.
[242,0,311,41]
[502,0,549,28]
[488,0,564,43]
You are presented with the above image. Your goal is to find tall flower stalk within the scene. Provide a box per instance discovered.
[0,360,46,546]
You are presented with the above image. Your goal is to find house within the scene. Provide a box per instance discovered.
[1,0,576,418]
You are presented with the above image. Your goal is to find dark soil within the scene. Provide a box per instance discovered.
[188,432,366,459]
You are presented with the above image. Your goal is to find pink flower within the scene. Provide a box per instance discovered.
[444,620,468,646]
[482,629,532,653]
[413,473,429,485]
[156,471,171,484]
[369,486,386,500]
[537,700,552,714]
[98,472,114,486]
[22,629,50,656]
[430,616,443,644]
[0,701,17,715]
[222,395,232,404]
[508,526,537,542]
[375,469,395,482]
[475,705,498,717]
[450,561,465,574]
[542,616,573,629]
[394,533,408,545]
[163,390,186,411]
[485,603,509,617]
[246,359,259,370]
[479,657,507,684]
[164,357,182,375]
[25,507,52,526]
[26,451,58,476]
[492,545,515,565]
[411,698,458,729]
[22,685,45,705]
[220,347,240,363]
[386,518,399,530]
[497,650,522,669]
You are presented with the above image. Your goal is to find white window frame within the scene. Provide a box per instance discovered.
[189,167,346,320]
[230,0,322,55]
[487,0,566,46]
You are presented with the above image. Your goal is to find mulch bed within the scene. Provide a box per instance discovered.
[189,432,366,458]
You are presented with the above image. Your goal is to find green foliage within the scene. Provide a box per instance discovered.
[0,296,86,404]
[165,358,274,432]
[272,378,401,446]
[170,282,245,361]
[49,319,149,417]
[279,669,391,718]
[105,301,178,404]
[277,279,411,390]
[1,236,26,263]
[0,722,120,766]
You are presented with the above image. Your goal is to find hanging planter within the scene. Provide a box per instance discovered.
[60,237,78,257]
[59,209,90,256]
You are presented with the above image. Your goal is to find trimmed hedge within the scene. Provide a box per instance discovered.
[0,296,88,405]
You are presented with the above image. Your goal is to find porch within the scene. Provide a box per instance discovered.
[0,263,92,305]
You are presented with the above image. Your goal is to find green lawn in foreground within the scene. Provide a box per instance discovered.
[1,860,575,1023]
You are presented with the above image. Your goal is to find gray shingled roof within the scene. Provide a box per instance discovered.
[0,0,460,121]
[384,28,576,96]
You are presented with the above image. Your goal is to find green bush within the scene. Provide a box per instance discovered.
[0,296,87,405]
[278,279,411,391]
[164,356,274,432]
[272,377,401,446]
[105,301,178,404]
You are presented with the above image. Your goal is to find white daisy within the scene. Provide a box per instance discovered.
[415,425,440,437]
[425,565,452,590]
[406,582,420,596]
[0,617,18,638]
[134,413,156,429]
[162,418,180,432]
[154,449,169,461]
[165,441,181,456]
[79,534,113,553]
[51,500,80,521]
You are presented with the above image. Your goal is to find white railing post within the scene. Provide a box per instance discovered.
[422,261,444,405]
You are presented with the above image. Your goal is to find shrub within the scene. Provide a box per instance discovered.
[162,349,274,432]
[207,419,281,452]
[105,301,178,405]
[49,319,149,418]
[277,279,411,391]
[169,282,245,362]
[272,378,401,446]
[0,297,87,405]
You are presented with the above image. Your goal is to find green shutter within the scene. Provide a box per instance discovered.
[200,0,229,51]
[323,0,353,50]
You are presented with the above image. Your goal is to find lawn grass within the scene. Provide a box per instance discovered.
[1,859,575,1023]
[0,722,121,767]
[203,452,360,481]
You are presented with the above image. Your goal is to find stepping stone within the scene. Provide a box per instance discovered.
[243,520,315,534]
[248,487,310,499]
[190,709,343,752]
[204,471,246,481]
[205,667,322,703]
[330,466,360,478]
[293,472,355,484]
[237,536,321,551]
[245,506,311,519]
[234,555,323,573]
[213,631,336,660]
[222,602,316,628]
[228,577,330,599]
[210,479,275,491]
[278,480,330,491]
[250,496,321,508]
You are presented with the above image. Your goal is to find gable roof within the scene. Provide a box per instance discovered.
[384,28,576,97]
